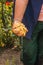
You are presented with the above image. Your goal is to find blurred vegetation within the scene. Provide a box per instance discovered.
[0,0,21,48]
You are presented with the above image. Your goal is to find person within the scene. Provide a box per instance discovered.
[12,0,43,65]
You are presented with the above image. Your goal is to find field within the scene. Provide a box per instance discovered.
[0,47,23,65]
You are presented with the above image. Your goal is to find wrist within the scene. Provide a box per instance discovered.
[14,18,22,22]
[12,19,22,29]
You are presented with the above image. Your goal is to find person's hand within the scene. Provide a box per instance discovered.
[12,20,28,37]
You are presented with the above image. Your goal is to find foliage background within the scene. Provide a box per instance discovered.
[0,0,20,48]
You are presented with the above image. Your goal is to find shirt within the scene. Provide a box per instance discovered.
[22,0,42,39]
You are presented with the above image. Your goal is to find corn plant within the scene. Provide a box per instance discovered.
[0,0,20,48]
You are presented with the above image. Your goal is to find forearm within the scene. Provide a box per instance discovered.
[14,0,28,21]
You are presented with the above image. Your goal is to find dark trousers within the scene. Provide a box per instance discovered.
[20,21,43,65]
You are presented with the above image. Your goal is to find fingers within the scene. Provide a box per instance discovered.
[12,26,28,37]
[12,21,28,37]
[12,28,20,34]
[17,30,24,36]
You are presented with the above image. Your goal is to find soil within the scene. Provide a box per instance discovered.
[0,47,23,65]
